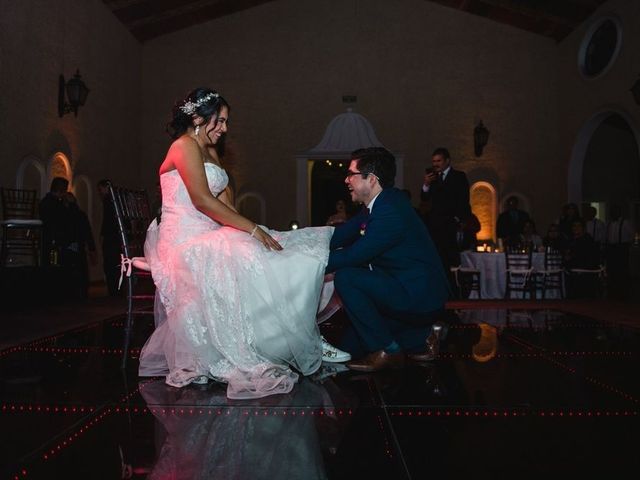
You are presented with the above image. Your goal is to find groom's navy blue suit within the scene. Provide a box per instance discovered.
[326,188,449,354]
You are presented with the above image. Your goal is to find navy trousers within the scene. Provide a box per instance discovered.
[334,267,443,355]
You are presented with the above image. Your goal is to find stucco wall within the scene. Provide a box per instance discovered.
[139,0,561,230]
[557,0,640,221]
[3,0,636,239]
[0,0,141,228]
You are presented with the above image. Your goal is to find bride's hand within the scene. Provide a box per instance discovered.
[252,225,283,251]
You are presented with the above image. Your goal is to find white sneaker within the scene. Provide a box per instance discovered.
[321,336,351,363]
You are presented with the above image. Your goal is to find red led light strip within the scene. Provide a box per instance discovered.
[0,346,142,357]
[504,332,640,405]
[437,351,634,359]
[1,404,96,414]
[386,408,638,417]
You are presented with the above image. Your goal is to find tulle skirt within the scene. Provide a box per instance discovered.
[139,220,334,399]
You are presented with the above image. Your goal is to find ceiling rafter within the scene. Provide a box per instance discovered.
[102,0,607,43]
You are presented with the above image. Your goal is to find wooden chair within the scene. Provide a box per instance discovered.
[504,248,535,299]
[1,188,42,267]
[536,249,564,299]
[108,182,154,368]
[566,265,607,298]
[450,265,481,299]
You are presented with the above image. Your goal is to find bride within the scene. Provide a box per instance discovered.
[139,87,346,399]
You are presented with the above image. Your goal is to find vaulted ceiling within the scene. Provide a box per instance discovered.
[102,0,608,43]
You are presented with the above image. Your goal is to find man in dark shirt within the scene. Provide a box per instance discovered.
[420,147,471,286]
[496,196,531,248]
[565,220,600,298]
[39,177,69,265]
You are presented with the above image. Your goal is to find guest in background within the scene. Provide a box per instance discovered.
[496,196,530,247]
[519,219,543,252]
[326,199,349,226]
[61,192,97,299]
[543,223,567,253]
[420,148,471,281]
[565,220,600,298]
[558,203,580,242]
[39,177,70,265]
[98,179,121,296]
[605,204,633,299]
[583,205,606,247]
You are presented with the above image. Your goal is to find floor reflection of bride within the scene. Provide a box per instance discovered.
[140,378,349,480]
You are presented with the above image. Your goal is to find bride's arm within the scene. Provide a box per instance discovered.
[168,138,281,250]
[217,187,237,212]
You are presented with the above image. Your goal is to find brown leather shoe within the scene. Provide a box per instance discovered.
[346,350,406,372]
[408,322,443,362]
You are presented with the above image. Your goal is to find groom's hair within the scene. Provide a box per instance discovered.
[351,147,396,188]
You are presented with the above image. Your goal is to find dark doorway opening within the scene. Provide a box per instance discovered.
[310,160,354,226]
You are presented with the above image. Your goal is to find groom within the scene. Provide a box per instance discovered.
[326,147,449,372]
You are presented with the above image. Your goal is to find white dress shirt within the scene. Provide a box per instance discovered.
[606,219,634,244]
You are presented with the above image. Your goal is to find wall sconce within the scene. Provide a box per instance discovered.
[630,76,640,105]
[474,120,490,157]
[58,70,90,117]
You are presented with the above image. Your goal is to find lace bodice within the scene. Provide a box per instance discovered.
[161,162,228,207]
[159,162,229,237]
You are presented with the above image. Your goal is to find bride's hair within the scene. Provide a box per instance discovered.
[166,87,230,139]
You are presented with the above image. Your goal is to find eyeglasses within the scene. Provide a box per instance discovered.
[345,170,379,181]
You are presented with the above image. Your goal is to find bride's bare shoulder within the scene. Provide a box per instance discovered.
[160,136,202,174]
[170,135,200,154]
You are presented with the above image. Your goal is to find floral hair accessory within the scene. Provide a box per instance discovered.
[179,92,219,115]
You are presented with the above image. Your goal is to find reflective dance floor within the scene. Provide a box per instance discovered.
[1,305,639,479]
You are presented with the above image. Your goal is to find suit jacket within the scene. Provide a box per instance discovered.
[327,188,448,313]
[420,168,471,236]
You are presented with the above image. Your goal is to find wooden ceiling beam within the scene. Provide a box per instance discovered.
[129,0,276,42]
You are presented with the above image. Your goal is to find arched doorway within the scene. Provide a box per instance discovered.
[569,110,640,224]
[310,160,352,226]
[470,181,497,242]
[581,113,640,222]
[296,109,404,226]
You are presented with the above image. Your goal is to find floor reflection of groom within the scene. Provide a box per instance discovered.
[326,147,449,372]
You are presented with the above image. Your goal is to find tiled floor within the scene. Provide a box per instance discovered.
[1,305,639,479]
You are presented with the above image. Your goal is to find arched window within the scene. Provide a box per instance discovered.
[73,174,93,225]
[16,155,46,196]
[48,152,73,187]
[470,181,497,242]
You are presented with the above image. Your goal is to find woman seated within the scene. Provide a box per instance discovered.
[543,223,567,254]
[326,199,349,226]
[139,88,344,399]
[519,220,544,252]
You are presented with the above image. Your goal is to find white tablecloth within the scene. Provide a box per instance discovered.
[460,251,558,299]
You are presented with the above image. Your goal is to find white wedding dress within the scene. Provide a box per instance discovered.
[139,162,334,399]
